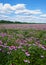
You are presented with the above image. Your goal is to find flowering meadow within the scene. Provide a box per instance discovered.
[0,29,46,65]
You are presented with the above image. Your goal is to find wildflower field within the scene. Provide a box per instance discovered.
[0,29,46,65]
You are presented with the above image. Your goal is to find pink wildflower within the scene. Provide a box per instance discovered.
[41,46,46,50]
[25,51,30,56]
[9,46,17,50]
[17,45,22,49]
[0,33,6,37]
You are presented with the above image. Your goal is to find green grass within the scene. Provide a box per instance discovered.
[0,29,46,65]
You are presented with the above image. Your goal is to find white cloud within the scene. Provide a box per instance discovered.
[15,9,42,15]
[12,4,26,10]
[0,3,46,23]
[0,3,42,15]
[1,4,12,14]
[40,14,46,17]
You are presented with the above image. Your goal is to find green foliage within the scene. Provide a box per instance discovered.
[0,29,46,65]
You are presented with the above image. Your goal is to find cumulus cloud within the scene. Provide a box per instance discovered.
[0,3,42,15]
[0,3,14,14]
[0,3,46,23]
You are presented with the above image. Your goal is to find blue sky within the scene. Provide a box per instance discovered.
[0,0,46,23]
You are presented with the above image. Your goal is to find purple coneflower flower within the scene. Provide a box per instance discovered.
[25,51,30,56]
[9,46,17,50]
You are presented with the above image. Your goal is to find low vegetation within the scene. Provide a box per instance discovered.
[0,29,46,65]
